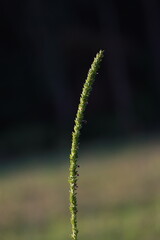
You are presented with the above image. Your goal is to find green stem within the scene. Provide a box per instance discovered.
[69,50,104,240]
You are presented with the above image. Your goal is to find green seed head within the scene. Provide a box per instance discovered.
[69,50,104,240]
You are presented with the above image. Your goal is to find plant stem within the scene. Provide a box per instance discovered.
[69,50,104,240]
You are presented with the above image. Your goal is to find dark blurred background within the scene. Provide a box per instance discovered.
[0,0,160,160]
[0,1,160,240]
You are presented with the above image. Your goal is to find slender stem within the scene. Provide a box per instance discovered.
[69,50,104,240]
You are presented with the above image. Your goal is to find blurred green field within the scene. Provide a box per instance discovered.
[0,139,160,240]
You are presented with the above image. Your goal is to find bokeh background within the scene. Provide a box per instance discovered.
[0,0,160,239]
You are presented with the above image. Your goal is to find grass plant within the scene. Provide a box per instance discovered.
[69,50,104,240]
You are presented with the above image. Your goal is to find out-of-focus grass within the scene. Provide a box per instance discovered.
[0,140,160,240]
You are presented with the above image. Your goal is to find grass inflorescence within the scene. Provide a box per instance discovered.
[69,50,104,240]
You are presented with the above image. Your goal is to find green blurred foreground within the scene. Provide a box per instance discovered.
[0,140,160,240]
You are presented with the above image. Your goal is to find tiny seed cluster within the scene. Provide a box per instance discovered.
[69,50,104,240]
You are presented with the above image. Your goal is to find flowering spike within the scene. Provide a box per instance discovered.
[69,50,104,240]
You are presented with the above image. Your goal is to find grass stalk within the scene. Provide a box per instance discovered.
[69,50,104,240]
